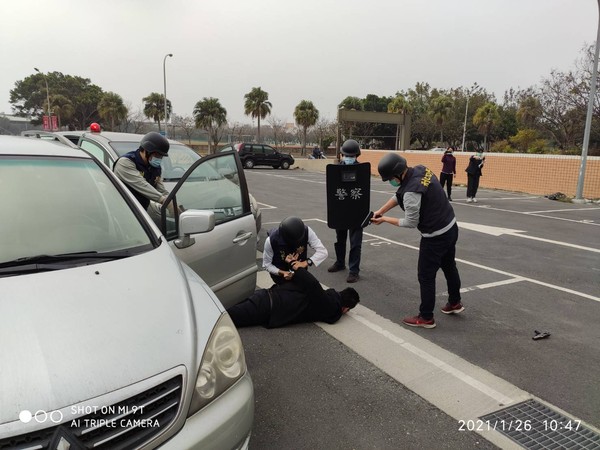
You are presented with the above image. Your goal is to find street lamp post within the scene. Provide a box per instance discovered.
[163,53,173,137]
[461,84,479,152]
[461,96,469,152]
[575,0,600,201]
[34,67,52,131]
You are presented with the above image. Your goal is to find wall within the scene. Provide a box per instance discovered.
[293,151,600,199]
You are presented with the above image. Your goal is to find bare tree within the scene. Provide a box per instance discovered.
[313,118,336,152]
[121,105,148,134]
[172,114,195,144]
[267,116,288,148]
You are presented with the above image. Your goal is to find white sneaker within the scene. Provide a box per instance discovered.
[472,198,478,203]
[467,198,473,203]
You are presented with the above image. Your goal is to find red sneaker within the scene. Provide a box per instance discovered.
[402,315,436,329]
[441,302,465,315]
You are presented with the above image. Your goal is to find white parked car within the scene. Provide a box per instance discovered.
[0,136,254,449]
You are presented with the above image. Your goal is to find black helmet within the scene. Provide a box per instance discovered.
[378,153,407,181]
[279,216,306,247]
[140,132,169,156]
[341,139,361,157]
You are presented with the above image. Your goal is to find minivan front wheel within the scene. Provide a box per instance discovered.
[281,160,290,170]
[244,159,255,169]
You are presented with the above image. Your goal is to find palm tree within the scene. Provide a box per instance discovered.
[50,94,74,130]
[517,96,543,128]
[473,102,501,150]
[428,95,453,144]
[193,97,228,154]
[294,100,319,155]
[143,92,171,131]
[388,95,412,150]
[98,92,128,131]
[244,87,272,142]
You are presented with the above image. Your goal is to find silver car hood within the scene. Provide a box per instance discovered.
[0,243,221,425]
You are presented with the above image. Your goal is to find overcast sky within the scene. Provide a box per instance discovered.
[1,0,597,125]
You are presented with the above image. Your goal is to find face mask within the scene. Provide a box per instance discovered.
[149,157,162,168]
[343,156,356,164]
[389,179,400,187]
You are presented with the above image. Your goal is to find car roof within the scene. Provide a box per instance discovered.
[80,131,182,145]
[0,135,92,158]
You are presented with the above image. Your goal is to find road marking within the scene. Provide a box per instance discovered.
[439,277,525,296]
[459,221,600,253]
[525,207,600,214]
[256,201,277,209]
[305,218,600,303]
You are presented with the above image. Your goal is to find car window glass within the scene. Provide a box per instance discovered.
[79,140,109,164]
[110,142,201,180]
[264,146,275,155]
[0,157,152,264]
[160,153,244,240]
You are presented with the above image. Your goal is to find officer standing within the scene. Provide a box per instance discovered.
[263,216,328,285]
[371,153,463,329]
[114,132,170,209]
[327,139,364,283]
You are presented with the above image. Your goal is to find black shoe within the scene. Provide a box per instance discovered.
[448,197,453,201]
[328,264,345,273]
[346,273,359,283]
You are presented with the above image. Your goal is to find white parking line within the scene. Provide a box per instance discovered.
[439,277,525,296]
[306,218,600,303]
[525,207,600,214]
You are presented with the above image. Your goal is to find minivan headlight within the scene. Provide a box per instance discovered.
[188,313,247,415]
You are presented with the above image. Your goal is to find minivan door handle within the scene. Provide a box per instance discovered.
[233,231,253,244]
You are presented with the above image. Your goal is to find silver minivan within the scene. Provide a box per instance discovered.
[0,136,254,449]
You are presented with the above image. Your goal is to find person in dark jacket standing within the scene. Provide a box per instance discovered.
[227,267,360,328]
[328,139,363,283]
[371,153,463,329]
[114,132,171,210]
[439,146,456,201]
[465,151,485,203]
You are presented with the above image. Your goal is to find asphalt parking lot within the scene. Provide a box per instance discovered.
[240,167,600,449]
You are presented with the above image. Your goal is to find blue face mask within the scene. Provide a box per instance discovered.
[343,157,356,164]
[149,157,162,168]
[389,179,400,187]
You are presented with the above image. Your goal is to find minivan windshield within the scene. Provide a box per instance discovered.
[0,156,153,267]
[110,142,201,181]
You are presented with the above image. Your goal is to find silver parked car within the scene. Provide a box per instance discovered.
[0,136,254,449]
[21,128,262,238]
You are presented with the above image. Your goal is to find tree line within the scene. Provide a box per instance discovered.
[8,45,600,155]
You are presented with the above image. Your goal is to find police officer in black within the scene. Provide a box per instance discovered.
[328,139,363,283]
[263,216,328,285]
[371,153,463,329]
[114,132,170,209]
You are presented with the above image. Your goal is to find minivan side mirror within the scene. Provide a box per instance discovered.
[175,210,215,249]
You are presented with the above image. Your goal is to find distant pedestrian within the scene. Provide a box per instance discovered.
[465,151,485,203]
[440,146,456,201]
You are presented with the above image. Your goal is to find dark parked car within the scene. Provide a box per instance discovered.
[221,143,294,170]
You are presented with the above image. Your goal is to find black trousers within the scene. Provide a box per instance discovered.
[439,172,454,198]
[417,224,461,320]
[227,290,271,327]
[334,227,363,274]
[466,174,480,198]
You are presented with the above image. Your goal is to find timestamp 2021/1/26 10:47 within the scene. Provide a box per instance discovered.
[458,419,582,432]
